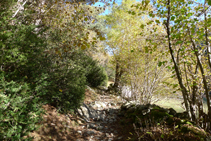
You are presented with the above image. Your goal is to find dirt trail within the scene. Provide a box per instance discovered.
[28,88,134,141]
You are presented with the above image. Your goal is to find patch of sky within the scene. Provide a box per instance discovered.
[93,0,123,15]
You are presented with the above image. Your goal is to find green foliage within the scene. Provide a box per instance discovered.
[0,73,44,141]
[33,50,107,112]
[0,14,49,85]
[37,62,87,113]
[86,65,108,87]
[0,1,108,139]
[69,51,108,87]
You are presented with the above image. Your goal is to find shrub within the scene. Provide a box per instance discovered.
[68,51,108,87]
[86,65,108,87]
[0,74,44,141]
[37,61,87,113]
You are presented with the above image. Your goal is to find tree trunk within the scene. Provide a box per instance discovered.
[188,26,211,128]
[113,61,124,90]
[204,0,211,71]
[165,0,190,118]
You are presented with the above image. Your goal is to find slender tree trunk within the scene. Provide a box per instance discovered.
[191,64,199,122]
[204,0,211,71]
[187,26,211,127]
[113,61,123,90]
[184,61,196,121]
[165,0,190,117]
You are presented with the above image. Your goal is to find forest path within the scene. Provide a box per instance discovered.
[28,87,134,141]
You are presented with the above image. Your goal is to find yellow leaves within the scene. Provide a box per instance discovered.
[99,36,106,41]
[91,19,95,23]
[59,89,62,92]
[81,45,86,50]
[65,1,70,4]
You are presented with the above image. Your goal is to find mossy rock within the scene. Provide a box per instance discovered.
[181,124,207,138]
[176,111,189,119]
[168,108,177,116]
[146,109,170,121]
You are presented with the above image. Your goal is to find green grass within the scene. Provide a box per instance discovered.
[155,97,209,114]
[155,98,185,113]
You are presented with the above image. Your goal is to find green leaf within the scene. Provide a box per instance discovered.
[146,132,152,134]
[144,46,148,53]
[186,121,192,125]
[161,134,164,138]
[155,20,160,24]
[208,0,211,6]
[140,24,145,29]
[171,16,175,21]
[131,11,136,15]
[129,132,133,135]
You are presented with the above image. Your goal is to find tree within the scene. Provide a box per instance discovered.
[139,0,211,130]
[100,0,175,104]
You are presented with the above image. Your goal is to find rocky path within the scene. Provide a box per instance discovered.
[29,87,134,141]
[73,90,127,141]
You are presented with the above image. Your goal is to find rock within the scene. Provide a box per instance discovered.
[100,114,106,121]
[110,102,116,106]
[65,125,71,128]
[97,86,108,90]
[77,130,82,135]
[77,120,83,124]
[78,106,89,119]
[121,101,137,111]
[142,109,150,115]
[106,133,110,137]
[86,85,96,94]
[95,101,107,109]
[50,123,55,126]
[87,123,97,129]
[168,108,177,116]
[97,125,104,130]
[181,124,207,137]
[86,130,95,135]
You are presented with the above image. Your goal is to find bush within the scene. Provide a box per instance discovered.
[34,50,108,112]
[36,61,87,113]
[86,65,108,87]
[68,51,108,87]
[0,74,44,141]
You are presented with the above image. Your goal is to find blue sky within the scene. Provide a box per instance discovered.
[93,0,205,16]
[93,0,123,15]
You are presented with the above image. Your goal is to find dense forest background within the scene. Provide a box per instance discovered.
[1,0,211,140]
